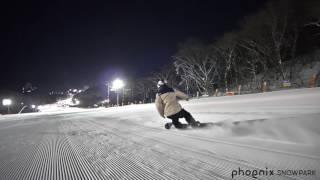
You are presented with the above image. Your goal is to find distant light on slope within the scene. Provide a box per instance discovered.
[112,79,124,90]
[2,99,12,106]
[74,99,80,105]
[37,105,43,110]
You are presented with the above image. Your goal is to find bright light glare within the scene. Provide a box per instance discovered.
[112,79,124,90]
[74,99,80,105]
[31,105,36,109]
[102,99,110,103]
[2,99,12,106]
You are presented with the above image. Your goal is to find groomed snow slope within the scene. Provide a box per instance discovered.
[0,88,319,180]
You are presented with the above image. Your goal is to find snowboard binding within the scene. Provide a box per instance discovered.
[165,122,173,129]
[191,121,201,127]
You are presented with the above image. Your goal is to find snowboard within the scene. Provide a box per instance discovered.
[164,122,215,130]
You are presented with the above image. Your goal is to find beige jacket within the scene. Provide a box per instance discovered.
[155,89,189,118]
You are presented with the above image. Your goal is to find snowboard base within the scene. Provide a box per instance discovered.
[165,122,214,130]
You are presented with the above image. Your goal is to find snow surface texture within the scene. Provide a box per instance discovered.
[0,88,319,179]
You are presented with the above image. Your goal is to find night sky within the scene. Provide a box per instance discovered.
[1,0,266,93]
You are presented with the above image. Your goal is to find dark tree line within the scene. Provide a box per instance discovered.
[132,0,320,99]
[75,0,320,106]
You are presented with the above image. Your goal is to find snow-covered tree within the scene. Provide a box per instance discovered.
[173,39,219,95]
[213,32,239,90]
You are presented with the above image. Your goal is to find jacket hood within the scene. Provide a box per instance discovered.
[157,84,174,95]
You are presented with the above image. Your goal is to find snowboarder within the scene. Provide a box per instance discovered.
[155,80,199,129]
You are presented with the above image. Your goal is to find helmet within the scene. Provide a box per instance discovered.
[157,79,167,88]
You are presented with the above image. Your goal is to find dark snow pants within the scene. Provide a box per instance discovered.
[167,109,196,128]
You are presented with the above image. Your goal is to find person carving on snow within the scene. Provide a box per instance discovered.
[155,80,199,129]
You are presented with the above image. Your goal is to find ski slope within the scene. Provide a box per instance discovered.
[0,88,319,180]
